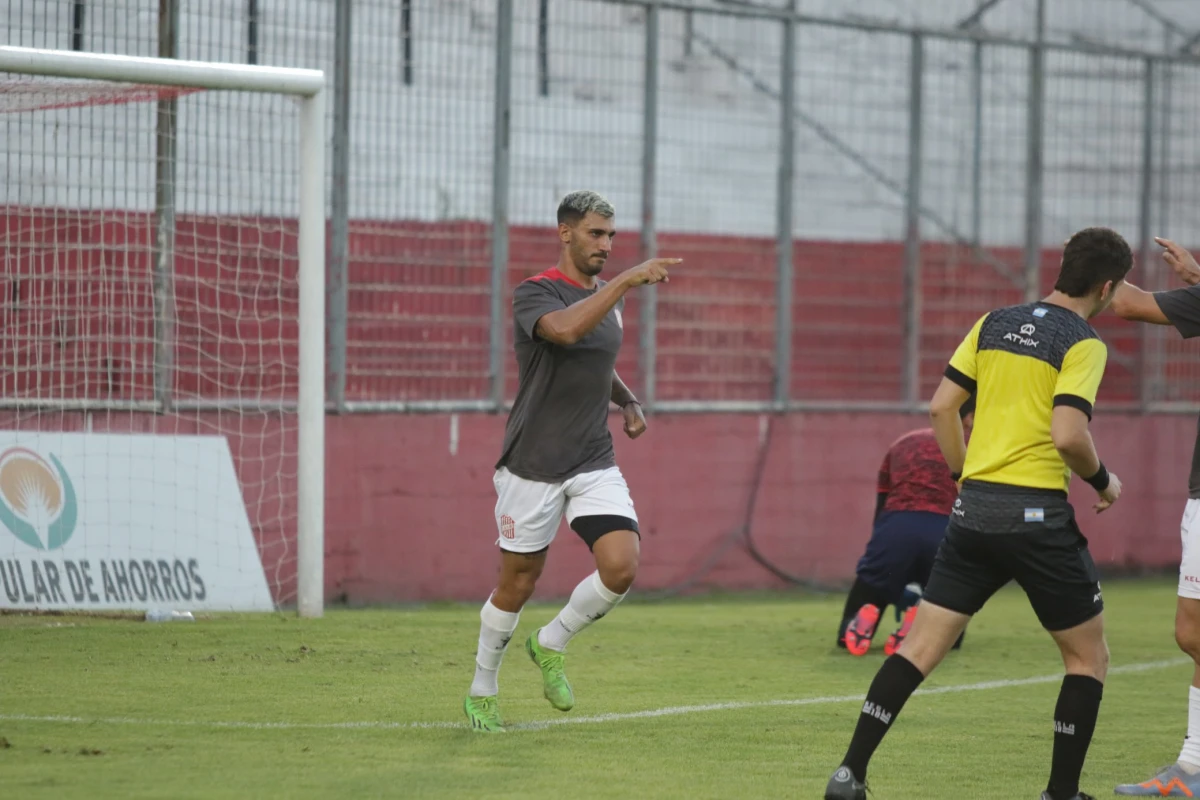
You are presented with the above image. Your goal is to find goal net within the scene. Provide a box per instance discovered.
[0,48,325,616]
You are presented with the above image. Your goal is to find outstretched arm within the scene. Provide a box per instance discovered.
[1112,237,1200,326]
[534,278,633,346]
[1111,282,1171,325]
[527,258,680,346]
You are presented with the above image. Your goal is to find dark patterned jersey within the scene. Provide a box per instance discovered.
[877,428,960,516]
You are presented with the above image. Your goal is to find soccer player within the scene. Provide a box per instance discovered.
[824,227,1130,800]
[1109,237,1200,796]
[462,190,679,733]
[839,396,975,657]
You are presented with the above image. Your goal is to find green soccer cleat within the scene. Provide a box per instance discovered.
[463,695,505,733]
[526,629,575,712]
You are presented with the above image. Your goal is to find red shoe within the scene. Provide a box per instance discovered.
[884,603,919,656]
[843,604,881,656]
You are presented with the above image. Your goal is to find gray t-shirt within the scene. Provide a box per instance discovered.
[495,267,626,483]
[1155,286,1200,497]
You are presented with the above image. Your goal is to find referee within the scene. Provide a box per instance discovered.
[824,227,1131,800]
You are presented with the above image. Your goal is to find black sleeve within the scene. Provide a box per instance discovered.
[1156,286,1200,339]
[944,365,977,394]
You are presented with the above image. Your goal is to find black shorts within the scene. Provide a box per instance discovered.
[923,484,1103,632]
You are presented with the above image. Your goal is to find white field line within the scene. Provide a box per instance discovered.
[0,657,1188,733]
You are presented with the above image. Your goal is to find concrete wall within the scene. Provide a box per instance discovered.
[6,406,1186,604]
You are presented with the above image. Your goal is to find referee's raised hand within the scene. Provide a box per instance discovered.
[1094,471,1122,514]
[620,257,680,287]
[1155,237,1200,287]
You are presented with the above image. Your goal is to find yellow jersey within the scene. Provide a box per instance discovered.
[945,302,1107,492]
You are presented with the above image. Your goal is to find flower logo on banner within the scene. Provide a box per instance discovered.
[0,447,78,551]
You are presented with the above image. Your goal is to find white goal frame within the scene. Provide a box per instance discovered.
[0,46,327,618]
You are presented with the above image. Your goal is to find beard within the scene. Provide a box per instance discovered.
[575,252,607,276]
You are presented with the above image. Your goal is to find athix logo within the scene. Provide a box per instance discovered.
[1004,323,1040,348]
[0,447,78,551]
[952,498,965,518]
[614,308,624,330]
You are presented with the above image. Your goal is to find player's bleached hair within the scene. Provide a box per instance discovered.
[557,190,615,225]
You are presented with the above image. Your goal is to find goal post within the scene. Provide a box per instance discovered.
[0,46,327,618]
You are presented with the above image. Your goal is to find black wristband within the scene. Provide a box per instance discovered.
[1084,463,1110,492]
[950,471,962,483]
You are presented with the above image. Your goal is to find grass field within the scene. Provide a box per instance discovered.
[0,579,1191,798]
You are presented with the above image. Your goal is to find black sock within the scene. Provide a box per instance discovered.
[1045,674,1104,800]
[838,578,890,646]
[841,654,925,778]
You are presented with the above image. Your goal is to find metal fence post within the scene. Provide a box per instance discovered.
[903,33,924,408]
[774,1,796,409]
[402,0,414,86]
[1138,57,1157,409]
[71,0,86,51]
[246,0,259,64]
[328,0,351,413]
[1023,0,1046,303]
[490,0,514,411]
[153,0,179,413]
[970,39,983,247]
[639,1,659,410]
[1159,26,1173,245]
[537,0,550,97]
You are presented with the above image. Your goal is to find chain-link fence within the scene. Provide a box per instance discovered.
[6,0,1200,413]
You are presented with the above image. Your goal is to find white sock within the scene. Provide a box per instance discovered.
[538,571,625,652]
[1179,686,1200,771]
[469,598,520,697]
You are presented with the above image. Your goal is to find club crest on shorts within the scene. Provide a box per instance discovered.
[500,514,515,540]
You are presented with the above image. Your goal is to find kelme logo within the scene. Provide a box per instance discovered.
[0,447,78,550]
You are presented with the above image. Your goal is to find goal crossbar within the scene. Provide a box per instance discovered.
[0,46,328,619]
[0,45,324,95]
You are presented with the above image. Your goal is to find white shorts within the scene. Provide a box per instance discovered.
[493,466,638,553]
[1180,498,1200,598]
